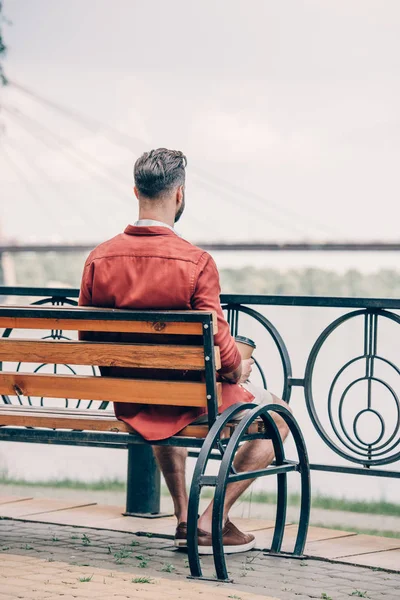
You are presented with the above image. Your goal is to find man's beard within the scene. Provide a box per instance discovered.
[174,190,185,223]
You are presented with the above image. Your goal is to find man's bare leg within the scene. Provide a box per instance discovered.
[198,396,291,532]
[152,446,188,524]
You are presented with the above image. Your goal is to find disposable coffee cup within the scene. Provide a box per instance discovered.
[235,335,256,360]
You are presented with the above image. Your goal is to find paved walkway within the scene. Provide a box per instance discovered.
[1,519,400,600]
[1,495,399,570]
[1,495,400,599]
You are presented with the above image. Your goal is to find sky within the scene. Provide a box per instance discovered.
[0,0,399,244]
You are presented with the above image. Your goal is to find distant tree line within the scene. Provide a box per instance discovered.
[220,266,400,297]
[4,252,400,298]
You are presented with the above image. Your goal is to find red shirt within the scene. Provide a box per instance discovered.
[79,224,254,440]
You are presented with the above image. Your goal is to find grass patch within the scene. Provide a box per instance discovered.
[311,496,400,517]
[138,559,148,568]
[0,474,126,491]
[235,491,400,517]
[113,548,132,562]
[78,575,93,583]
[161,563,175,573]
[132,576,153,584]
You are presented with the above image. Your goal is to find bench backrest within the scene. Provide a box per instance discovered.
[0,305,221,423]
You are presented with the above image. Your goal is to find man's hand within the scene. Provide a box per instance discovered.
[239,358,254,383]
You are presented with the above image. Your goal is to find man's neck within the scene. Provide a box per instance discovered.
[138,209,175,228]
[134,217,172,228]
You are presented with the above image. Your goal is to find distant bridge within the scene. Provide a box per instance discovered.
[1,241,400,253]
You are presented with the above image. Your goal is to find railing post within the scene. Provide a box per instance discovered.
[124,445,162,518]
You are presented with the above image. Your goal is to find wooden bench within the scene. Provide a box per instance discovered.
[0,304,310,581]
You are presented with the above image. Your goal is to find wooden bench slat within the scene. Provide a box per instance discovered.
[0,411,131,432]
[0,407,261,438]
[0,339,221,371]
[0,306,217,331]
[0,407,115,418]
[0,316,205,336]
[0,372,222,408]
[0,308,218,335]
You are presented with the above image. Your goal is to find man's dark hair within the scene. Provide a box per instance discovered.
[134,148,187,198]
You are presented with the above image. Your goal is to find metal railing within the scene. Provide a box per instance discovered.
[1,286,399,481]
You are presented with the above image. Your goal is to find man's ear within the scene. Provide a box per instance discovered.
[176,185,184,205]
[133,186,139,199]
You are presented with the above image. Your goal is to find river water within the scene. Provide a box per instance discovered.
[0,251,399,503]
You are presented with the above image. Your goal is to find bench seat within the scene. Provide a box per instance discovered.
[0,405,264,438]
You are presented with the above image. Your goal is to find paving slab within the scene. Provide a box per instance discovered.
[297,525,358,543]
[23,503,136,526]
[89,514,177,535]
[235,517,283,531]
[254,523,357,552]
[0,498,97,518]
[0,495,33,505]
[306,533,400,559]
[340,548,400,570]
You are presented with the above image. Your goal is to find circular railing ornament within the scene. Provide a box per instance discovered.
[304,308,400,466]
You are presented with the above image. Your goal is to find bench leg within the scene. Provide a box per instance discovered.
[124,445,162,517]
[270,464,288,553]
[187,402,258,580]
[211,404,310,581]
[212,405,287,581]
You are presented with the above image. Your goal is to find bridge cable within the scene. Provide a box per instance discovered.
[3,107,217,238]
[0,144,66,234]
[9,80,335,239]
[3,135,90,232]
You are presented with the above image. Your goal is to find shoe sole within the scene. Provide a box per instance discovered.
[198,538,256,555]
[174,539,188,548]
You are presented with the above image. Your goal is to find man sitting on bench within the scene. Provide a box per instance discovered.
[79,148,291,554]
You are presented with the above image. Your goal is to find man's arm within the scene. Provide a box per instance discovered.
[77,259,93,341]
[191,254,242,383]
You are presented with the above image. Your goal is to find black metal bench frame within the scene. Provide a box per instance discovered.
[0,304,311,582]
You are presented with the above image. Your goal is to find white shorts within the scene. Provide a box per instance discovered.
[193,382,274,424]
[241,381,274,405]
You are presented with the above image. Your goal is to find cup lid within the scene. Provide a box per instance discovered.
[235,335,256,348]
